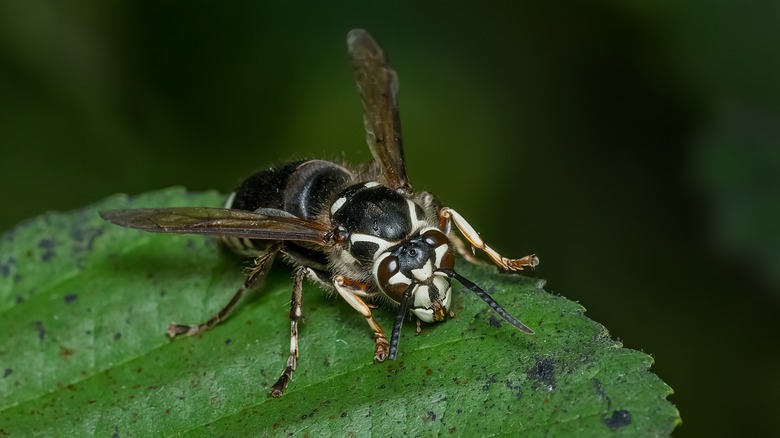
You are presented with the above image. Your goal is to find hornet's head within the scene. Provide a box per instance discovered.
[373,227,455,323]
[372,227,535,360]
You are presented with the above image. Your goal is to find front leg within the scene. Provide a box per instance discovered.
[333,275,390,362]
[438,207,539,271]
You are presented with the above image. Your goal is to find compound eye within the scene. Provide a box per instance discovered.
[376,255,408,302]
[422,229,448,248]
[422,229,455,270]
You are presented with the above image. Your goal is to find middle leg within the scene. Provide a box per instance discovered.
[269,265,310,397]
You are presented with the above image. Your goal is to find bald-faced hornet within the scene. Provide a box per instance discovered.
[100,29,538,397]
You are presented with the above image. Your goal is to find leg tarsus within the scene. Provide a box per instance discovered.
[268,265,307,397]
[167,247,279,339]
[373,334,389,362]
[439,207,539,271]
[449,231,488,266]
[333,275,390,362]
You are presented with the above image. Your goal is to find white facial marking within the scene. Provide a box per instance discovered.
[413,285,431,308]
[330,196,347,215]
[433,276,449,295]
[411,261,433,282]
[412,307,435,322]
[442,286,452,310]
[389,271,412,286]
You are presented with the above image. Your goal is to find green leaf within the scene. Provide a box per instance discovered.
[0,188,680,437]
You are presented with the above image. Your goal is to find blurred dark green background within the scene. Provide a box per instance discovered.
[2,1,779,436]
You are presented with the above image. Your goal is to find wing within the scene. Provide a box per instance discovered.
[347,29,411,193]
[100,207,331,244]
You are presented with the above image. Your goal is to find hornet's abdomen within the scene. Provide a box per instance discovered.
[225,160,354,260]
[229,160,353,219]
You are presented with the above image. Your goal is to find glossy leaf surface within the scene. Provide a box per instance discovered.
[0,188,680,436]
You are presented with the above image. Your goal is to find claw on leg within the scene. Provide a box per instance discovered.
[268,266,307,397]
[439,207,539,271]
[167,248,278,339]
[374,335,389,362]
[333,275,390,362]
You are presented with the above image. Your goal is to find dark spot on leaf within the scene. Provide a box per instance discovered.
[112,425,120,438]
[340,411,347,418]
[307,408,318,418]
[527,357,556,391]
[34,321,46,342]
[225,338,232,346]
[482,374,498,391]
[15,295,23,304]
[2,368,11,378]
[59,346,75,358]
[64,293,78,304]
[114,332,122,341]
[165,408,171,414]
[488,315,502,328]
[448,427,457,434]
[69,224,104,266]
[456,408,462,414]
[602,409,632,430]
[0,257,15,277]
[423,411,436,422]
[323,355,330,367]
[39,238,56,261]
[87,400,96,404]
[505,379,523,400]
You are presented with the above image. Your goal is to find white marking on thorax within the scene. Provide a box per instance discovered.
[350,233,396,259]
[406,200,424,230]
[364,181,380,188]
[330,196,347,215]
